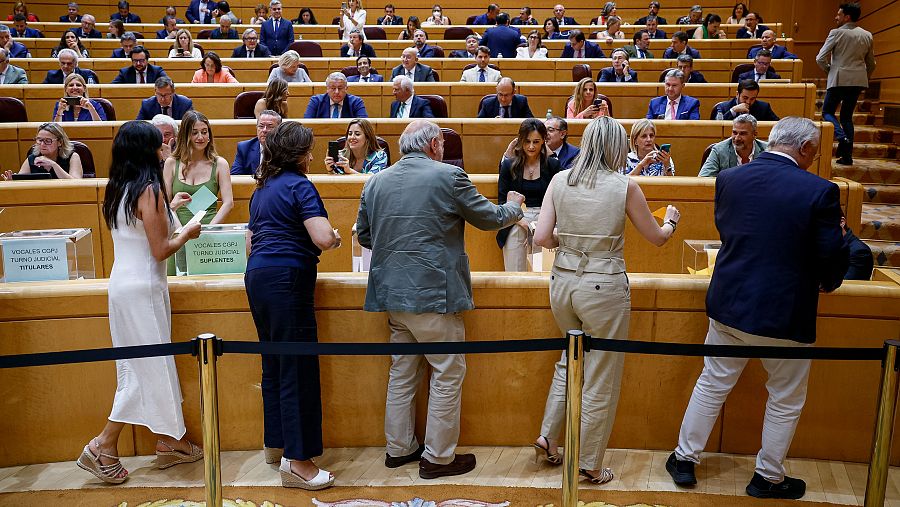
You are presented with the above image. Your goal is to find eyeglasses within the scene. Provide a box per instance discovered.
[34,137,57,145]
[244,36,258,41]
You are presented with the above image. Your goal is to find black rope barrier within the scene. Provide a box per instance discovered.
[0,341,195,369]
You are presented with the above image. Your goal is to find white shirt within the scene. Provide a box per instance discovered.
[403,66,415,81]
[664,96,681,120]
[733,143,755,165]
[341,9,367,41]
[396,94,414,119]
[768,150,799,166]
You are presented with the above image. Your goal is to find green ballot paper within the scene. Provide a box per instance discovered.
[186,185,218,216]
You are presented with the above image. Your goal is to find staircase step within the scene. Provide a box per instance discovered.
[861,204,900,241]
[831,143,898,159]
[861,185,900,205]
[851,126,900,144]
[832,158,900,184]
[864,239,900,269]
[814,112,875,125]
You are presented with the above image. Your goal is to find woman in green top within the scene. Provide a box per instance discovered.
[693,13,726,39]
[163,110,234,226]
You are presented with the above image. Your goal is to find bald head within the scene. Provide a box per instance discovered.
[760,29,776,49]
[496,77,515,107]
[401,47,418,70]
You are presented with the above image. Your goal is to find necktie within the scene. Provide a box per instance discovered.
[406,70,412,80]
[668,100,676,120]
[478,69,485,82]
[502,105,510,118]
[274,19,279,33]
[139,71,145,84]
[247,49,252,58]
[162,106,170,117]
[576,49,582,58]
[756,73,762,82]
[639,50,645,58]
[362,75,368,81]
[331,103,340,118]
[397,102,405,118]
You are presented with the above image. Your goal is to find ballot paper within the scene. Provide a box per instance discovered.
[652,206,667,220]
[186,185,218,216]
[175,209,206,234]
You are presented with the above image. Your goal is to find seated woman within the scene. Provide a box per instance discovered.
[421,5,450,26]
[694,14,727,39]
[7,2,38,21]
[51,29,90,58]
[517,30,548,59]
[593,2,616,26]
[294,7,318,24]
[169,28,202,58]
[250,3,268,24]
[566,78,609,120]
[255,77,289,118]
[2,123,83,180]
[543,17,564,40]
[324,119,387,175]
[398,16,420,40]
[192,51,238,83]
[268,50,312,83]
[726,2,748,25]
[497,118,561,271]
[52,74,107,122]
[107,19,125,39]
[594,16,624,42]
[623,119,675,176]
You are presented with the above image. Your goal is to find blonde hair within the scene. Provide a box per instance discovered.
[63,72,89,97]
[32,122,74,159]
[173,28,193,51]
[570,77,595,116]
[628,119,657,153]
[172,110,219,168]
[567,116,628,188]
[278,49,300,69]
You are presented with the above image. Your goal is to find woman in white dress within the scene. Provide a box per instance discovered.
[168,28,202,58]
[340,0,366,41]
[77,120,203,484]
[516,30,548,59]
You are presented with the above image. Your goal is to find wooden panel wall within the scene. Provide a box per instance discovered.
[858,0,900,105]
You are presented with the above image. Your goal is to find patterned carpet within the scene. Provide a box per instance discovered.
[861,204,900,242]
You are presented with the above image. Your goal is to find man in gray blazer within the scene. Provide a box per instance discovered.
[356,120,524,480]
[699,114,768,177]
[816,2,875,165]
[0,48,27,84]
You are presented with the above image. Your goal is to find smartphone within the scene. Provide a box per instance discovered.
[327,141,344,174]
[341,1,347,10]
[64,96,81,106]
[177,47,185,55]
[593,98,604,107]
[660,144,671,153]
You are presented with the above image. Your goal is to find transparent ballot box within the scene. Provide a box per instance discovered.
[351,224,371,272]
[530,247,556,272]
[0,228,95,282]
[174,224,249,276]
[682,240,722,275]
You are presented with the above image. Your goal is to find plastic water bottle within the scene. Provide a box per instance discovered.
[546,108,553,119]
[715,109,724,121]
[497,52,503,59]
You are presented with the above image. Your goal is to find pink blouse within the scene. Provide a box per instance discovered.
[191,68,239,83]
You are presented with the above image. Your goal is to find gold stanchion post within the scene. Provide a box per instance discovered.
[195,333,223,507]
[865,340,900,507]
[562,330,585,507]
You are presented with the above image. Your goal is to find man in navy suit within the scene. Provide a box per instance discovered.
[110,1,141,23]
[391,48,436,82]
[377,4,403,25]
[711,79,779,121]
[137,77,193,120]
[560,30,605,58]
[677,55,707,83]
[545,116,579,169]
[259,0,293,56]
[663,31,702,59]
[157,16,178,38]
[635,1,667,24]
[304,72,368,119]
[736,12,769,39]
[481,13,521,58]
[645,16,667,39]
[477,77,533,118]
[449,35,479,58]
[0,26,30,58]
[232,28,272,57]
[110,32,136,58]
[231,110,282,175]
[210,17,239,39]
[390,76,435,118]
[186,0,217,23]
[11,16,42,38]
[347,56,384,82]
[42,49,98,83]
[60,3,82,22]
[340,29,376,57]
[112,46,166,84]
[77,15,102,38]
[411,29,438,58]
[646,69,700,120]
[552,4,577,26]
[512,7,537,25]
[667,117,848,500]
[472,4,499,25]
[749,31,797,59]
[598,49,638,82]
[738,50,782,82]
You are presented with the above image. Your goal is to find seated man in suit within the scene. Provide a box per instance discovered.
[11,15,42,38]
[711,79,779,121]
[186,0,217,24]
[77,14,102,39]
[461,46,502,82]
[110,1,141,23]
[560,30,605,58]
[750,30,797,59]
[481,12,522,58]
[553,4,577,26]
[391,47,436,82]
[377,4,403,25]
[477,77,534,118]
[663,31,701,59]
[0,25,31,58]
[231,110,282,175]
[0,48,28,84]
[623,31,653,59]
[259,0,293,56]
[699,114,768,177]
[635,1,667,25]
[512,6,537,25]
[340,28,376,57]
[411,29,439,58]
[677,54,707,83]
[157,16,178,38]
[737,12,769,39]
[738,50,782,82]
[111,32,136,58]
[112,46,166,84]
[211,17,239,39]
[472,4,500,25]
[232,28,272,57]
[450,35,479,58]
[645,16,667,39]
[137,76,193,120]
[347,55,384,82]
[390,75,435,118]
[599,49,638,82]
[545,116,579,169]
[304,72,368,118]
[647,69,700,120]
[60,3,81,22]
[42,49,98,84]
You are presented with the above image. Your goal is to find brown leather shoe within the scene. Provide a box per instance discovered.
[419,453,477,479]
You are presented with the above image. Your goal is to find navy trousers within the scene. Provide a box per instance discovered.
[822,86,863,146]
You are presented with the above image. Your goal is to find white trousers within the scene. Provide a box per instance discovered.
[502,207,540,272]
[674,318,811,482]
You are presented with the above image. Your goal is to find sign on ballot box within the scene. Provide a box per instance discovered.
[175,224,248,276]
[682,239,722,276]
[0,228,95,283]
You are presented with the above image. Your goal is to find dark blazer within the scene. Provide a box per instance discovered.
[110,47,128,58]
[712,97,779,121]
[749,45,797,60]
[110,12,141,23]
[449,49,477,58]
[417,44,438,58]
[496,155,561,246]
[210,28,239,39]
[390,63,435,82]
[737,24,770,39]
[707,152,849,343]
[231,44,271,58]
[646,95,700,120]
[390,95,434,118]
[156,29,173,39]
[511,18,538,25]
[303,93,368,118]
[844,228,873,280]
[136,93,193,120]
[560,40,605,58]
[663,46,702,59]
[647,28,667,39]
[555,16,578,25]
[635,15,667,24]
[7,41,29,58]
[481,25,522,58]
[376,15,403,25]
[77,28,102,39]
[42,67,99,84]
[598,67,638,82]
[471,13,494,25]
[553,142,579,169]
[12,27,42,38]
[59,14,82,22]
[339,42,376,57]
[259,17,294,56]
[738,68,782,82]
[230,137,261,175]
[111,64,167,84]
[687,70,707,83]
[477,94,533,118]
[186,0,217,24]
[347,73,384,82]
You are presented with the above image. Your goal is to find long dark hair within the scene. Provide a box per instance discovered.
[55,29,87,55]
[509,118,548,180]
[256,121,314,187]
[103,120,168,229]
[294,7,318,24]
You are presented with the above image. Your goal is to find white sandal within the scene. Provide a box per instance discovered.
[76,439,128,484]
[280,457,334,490]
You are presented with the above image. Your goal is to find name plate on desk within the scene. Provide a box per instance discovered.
[0,228,95,282]
[177,224,248,276]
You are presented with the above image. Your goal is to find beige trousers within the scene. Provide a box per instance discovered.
[384,311,466,465]
[540,268,631,470]
[502,207,540,272]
